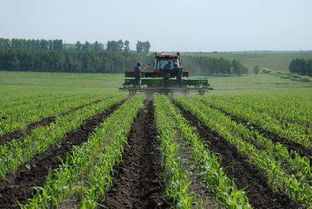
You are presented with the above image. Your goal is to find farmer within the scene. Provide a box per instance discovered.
[134,62,141,89]
[174,63,183,87]
[163,60,172,70]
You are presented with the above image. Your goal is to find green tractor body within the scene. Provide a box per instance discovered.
[120,53,212,95]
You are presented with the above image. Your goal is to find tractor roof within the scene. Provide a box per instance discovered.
[155,53,180,58]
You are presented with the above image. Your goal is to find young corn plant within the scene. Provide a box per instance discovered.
[21,95,144,209]
[157,95,251,209]
[0,95,125,179]
[154,95,194,209]
[177,96,312,207]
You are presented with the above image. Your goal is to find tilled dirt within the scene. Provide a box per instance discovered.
[0,101,124,209]
[0,116,55,146]
[0,99,101,146]
[98,101,171,209]
[208,103,312,161]
[177,140,221,209]
[175,102,298,209]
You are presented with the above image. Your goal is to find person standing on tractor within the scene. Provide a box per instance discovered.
[134,62,151,89]
[163,60,172,70]
[134,62,141,89]
[174,63,183,87]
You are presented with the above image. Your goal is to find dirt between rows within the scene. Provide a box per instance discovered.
[174,102,299,209]
[177,139,221,209]
[0,99,101,146]
[207,103,312,161]
[98,101,171,209]
[0,101,123,209]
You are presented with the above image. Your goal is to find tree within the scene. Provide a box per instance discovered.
[136,41,151,53]
[142,41,151,53]
[289,58,306,75]
[93,41,103,52]
[253,65,260,74]
[124,40,130,52]
[106,40,124,52]
[53,40,63,50]
[40,40,49,50]
[136,41,144,53]
[117,40,124,52]
[75,41,82,50]
[82,41,91,51]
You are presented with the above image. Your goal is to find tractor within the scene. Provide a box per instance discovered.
[119,52,212,95]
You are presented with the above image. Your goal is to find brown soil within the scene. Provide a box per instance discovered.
[0,101,124,209]
[177,139,221,209]
[208,104,312,161]
[174,102,299,209]
[0,99,101,146]
[98,101,172,209]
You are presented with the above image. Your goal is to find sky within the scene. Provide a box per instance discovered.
[0,0,311,52]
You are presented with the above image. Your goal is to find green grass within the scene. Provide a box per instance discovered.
[0,71,311,97]
[0,71,124,89]
[185,52,312,72]
[208,74,312,89]
[0,71,125,97]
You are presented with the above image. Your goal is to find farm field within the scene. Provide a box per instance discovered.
[0,71,311,209]
[186,52,312,72]
[1,71,312,90]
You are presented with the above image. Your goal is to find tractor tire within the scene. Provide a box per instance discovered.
[199,89,205,96]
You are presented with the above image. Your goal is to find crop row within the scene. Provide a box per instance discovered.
[194,97,311,183]
[201,92,311,147]
[176,96,312,206]
[0,94,108,136]
[0,94,66,111]
[22,95,144,209]
[0,85,104,111]
[0,95,125,179]
[154,95,251,208]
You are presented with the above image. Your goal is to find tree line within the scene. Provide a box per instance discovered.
[0,38,247,75]
[0,38,151,53]
[289,58,312,76]
[0,38,63,50]
[182,55,248,75]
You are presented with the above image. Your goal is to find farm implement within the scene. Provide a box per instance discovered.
[120,52,213,95]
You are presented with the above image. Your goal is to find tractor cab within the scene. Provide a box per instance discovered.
[120,52,212,95]
[153,53,181,72]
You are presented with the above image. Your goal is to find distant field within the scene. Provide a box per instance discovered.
[1,71,310,92]
[185,52,312,72]
[208,74,312,90]
[0,71,123,90]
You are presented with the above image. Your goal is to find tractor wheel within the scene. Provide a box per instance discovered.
[199,89,205,96]
[129,89,136,96]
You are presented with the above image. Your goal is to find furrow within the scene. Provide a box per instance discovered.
[208,103,312,160]
[175,102,298,209]
[0,99,101,146]
[177,139,221,209]
[98,101,171,209]
[0,101,123,209]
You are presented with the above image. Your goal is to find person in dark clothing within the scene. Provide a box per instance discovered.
[134,62,141,88]
[163,61,172,70]
[174,63,183,87]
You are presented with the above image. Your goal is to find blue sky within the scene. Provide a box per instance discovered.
[0,0,311,51]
